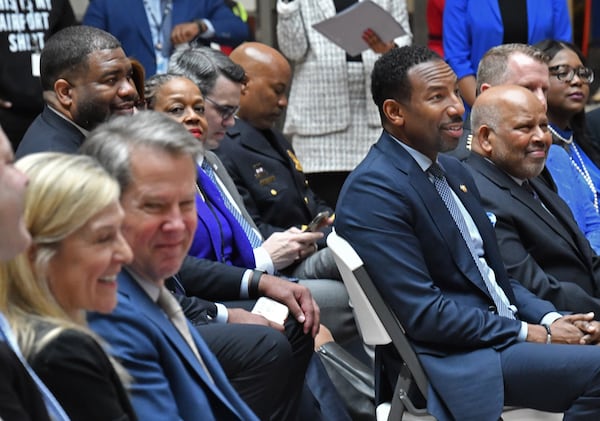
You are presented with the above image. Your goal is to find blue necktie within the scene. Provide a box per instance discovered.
[0,313,70,420]
[200,160,263,248]
[428,163,515,319]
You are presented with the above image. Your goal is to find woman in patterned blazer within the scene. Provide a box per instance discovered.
[276,0,412,207]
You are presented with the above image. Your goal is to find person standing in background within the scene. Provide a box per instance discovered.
[444,0,572,110]
[0,0,75,150]
[427,0,445,57]
[276,0,412,207]
[83,0,249,76]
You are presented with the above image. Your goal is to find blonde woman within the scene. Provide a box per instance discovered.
[0,152,136,421]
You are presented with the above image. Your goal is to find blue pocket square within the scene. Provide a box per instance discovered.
[486,212,497,227]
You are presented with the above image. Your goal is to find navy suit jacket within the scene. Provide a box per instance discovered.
[83,0,249,76]
[335,132,555,420]
[216,118,332,239]
[16,106,85,158]
[465,152,600,314]
[88,270,258,421]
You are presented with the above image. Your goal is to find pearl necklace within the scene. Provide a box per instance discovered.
[549,123,599,212]
[548,125,573,144]
[570,143,599,213]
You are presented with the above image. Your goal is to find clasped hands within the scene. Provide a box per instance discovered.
[531,312,600,345]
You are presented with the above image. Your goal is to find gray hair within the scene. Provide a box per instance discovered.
[476,44,549,93]
[144,73,188,109]
[168,46,246,96]
[80,111,202,192]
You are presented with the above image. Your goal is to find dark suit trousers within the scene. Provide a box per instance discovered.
[197,319,314,421]
[502,342,600,418]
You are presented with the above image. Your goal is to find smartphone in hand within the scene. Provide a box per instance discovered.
[251,297,289,325]
[304,211,331,232]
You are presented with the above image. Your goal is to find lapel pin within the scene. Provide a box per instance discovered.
[460,184,467,193]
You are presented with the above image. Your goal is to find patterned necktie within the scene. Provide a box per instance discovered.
[428,163,515,319]
[200,160,263,248]
[157,287,214,383]
[0,313,70,421]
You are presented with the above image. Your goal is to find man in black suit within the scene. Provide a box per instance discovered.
[216,42,334,240]
[16,25,137,158]
[465,84,600,315]
[336,45,600,421]
[0,127,67,420]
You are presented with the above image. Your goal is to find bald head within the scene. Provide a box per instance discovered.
[230,42,291,129]
[471,85,551,180]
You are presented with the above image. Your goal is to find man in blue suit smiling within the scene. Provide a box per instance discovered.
[335,45,600,421]
[84,111,258,420]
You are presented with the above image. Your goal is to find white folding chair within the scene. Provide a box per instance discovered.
[327,229,562,421]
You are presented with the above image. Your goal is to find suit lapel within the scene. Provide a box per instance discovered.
[118,272,245,419]
[378,135,492,298]
[472,155,583,257]
[127,0,155,55]
[117,272,215,386]
[531,177,590,260]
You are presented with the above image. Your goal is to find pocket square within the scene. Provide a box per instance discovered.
[486,212,497,227]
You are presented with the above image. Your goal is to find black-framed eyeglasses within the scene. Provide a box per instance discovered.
[549,65,594,84]
[204,96,240,120]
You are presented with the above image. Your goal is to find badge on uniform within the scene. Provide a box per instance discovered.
[253,163,275,186]
[286,150,303,172]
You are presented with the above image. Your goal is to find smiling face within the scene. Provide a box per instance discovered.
[482,88,551,180]
[68,48,137,130]
[46,201,132,318]
[546,47,590,126]
[397,60,464,160]
[0,129,30,261]
[152,77,208,141]
[119,147,197,285]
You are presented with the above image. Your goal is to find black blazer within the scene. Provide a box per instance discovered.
[16,106,85,158]
[216,118,332,239]
[465,152,600,314]
[0,342,51,421]
[29,328,137,421]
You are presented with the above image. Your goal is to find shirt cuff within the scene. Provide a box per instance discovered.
[199,19,215,38]
[518,321,528,341]
[214,303,228,323]
[240,269,253,299]
[540,312,563,327]
[254,247,274,274]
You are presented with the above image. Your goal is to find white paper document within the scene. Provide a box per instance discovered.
[312,0,406,57]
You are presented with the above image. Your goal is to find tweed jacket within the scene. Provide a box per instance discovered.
[276,0,412,136]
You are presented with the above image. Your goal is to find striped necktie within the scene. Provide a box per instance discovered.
[0,313,70,420]
[428,163,515,319]
[200,160,263,248]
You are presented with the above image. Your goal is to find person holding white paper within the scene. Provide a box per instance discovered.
[276,0,412,208]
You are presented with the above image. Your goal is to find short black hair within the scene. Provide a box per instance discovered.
[40,25,121,91]
[371,46,440,112]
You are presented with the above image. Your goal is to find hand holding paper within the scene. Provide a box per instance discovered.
[312,0,406,56]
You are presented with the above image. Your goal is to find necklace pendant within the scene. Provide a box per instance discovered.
[156,42,162,51]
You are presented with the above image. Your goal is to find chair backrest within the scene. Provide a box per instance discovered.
[327,230,429,399]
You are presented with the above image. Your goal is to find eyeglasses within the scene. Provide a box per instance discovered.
[204,96,240,120]
[549,65,594,84]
